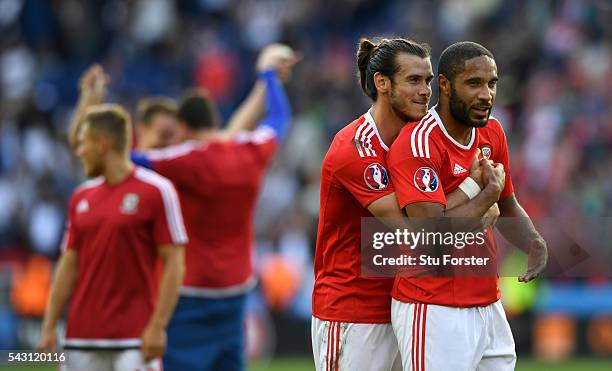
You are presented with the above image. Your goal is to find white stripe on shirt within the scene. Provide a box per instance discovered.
[134,168,188,244]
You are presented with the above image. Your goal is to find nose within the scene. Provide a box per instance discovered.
[419,81,431,98]
[477,85,493,103]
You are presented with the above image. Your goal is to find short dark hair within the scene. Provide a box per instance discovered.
[438,41,495,81]
[357,37,431,101]
[84,104,132,153]
[178,90,218,130]
[136,97,177,125]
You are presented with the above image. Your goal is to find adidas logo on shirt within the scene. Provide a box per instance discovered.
[76,199,89,213]
[453,163,467,175]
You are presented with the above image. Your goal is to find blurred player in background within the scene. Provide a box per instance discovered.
[66,68,180,151]
[135,97,180,150]
[311,37,499,371]
[63,44,297,370]
[129,44,299,371]
[388,41,548,370]
[38,105,187,371]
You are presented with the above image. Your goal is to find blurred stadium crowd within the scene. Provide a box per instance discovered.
[0,0,611,359]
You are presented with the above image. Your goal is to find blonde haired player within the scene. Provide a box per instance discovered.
[38,105,187,371]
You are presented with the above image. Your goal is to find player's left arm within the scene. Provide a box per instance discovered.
[492,118,547,282]
[38,249,79,352]
[140,244,185,362]
[223,44,298,141]
[497,194,548,282]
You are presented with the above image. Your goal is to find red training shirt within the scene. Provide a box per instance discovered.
[62,167,187,349]
[148,127,277,296]
[388,107,514,307]
[313,111,396,323]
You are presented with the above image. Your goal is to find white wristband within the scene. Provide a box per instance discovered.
[458,176,481,200]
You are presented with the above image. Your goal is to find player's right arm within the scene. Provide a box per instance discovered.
[388,131,504,225]
[39,193,82,352]
[369,152,492,219]
[405,159,505,218]
[332,150,487,227]
[330,144,456,229]
[68,65,109,149]
[38,249,79,352]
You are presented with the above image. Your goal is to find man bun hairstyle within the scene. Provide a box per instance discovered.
[356,37,431,101]
[438,41,495,82]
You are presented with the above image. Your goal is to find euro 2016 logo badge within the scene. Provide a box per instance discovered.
[480,145,492,160]
[414,167,439,192]
[364,163,389,190]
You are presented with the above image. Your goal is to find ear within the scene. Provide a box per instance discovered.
[373,71,391,96]
[96,134,113,153]
[438,74,451,97]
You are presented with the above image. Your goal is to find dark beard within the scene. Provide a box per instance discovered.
[449,86,489,128]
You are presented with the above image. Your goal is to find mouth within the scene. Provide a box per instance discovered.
[471,106,491,117]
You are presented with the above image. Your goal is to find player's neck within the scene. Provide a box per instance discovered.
[370,103,403,147]
[184,128,224,142]
[103,154,134,185]
[435,104,472,145]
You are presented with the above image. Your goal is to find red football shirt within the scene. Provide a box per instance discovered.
[62,167,187,349]
[388,107,513,307]
[313,111,396,323]
[148,127,277,296]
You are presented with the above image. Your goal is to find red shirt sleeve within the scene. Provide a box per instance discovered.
[490,118,514,199]
[388,128,446,209]
[332,151,394,208]
[61,193,80,252]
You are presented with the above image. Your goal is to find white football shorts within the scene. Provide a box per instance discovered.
[61,349,161,371]
[311,316,402,371]
[391,299,516,371]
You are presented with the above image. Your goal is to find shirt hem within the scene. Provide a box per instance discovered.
[180,276,257,298]
[390,294,500,308]
[312,312,391,324]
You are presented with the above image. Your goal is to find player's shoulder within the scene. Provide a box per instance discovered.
[146,140,204,161]
[68,177,104,209]
[479,115,507,142]
[73,177,104,196]
[329,112,387,162]
[487,115,505,133]
[393,111,442,160]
